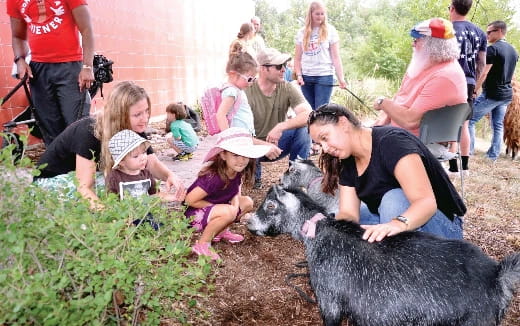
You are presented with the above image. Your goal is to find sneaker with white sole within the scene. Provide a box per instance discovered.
[213,229,244,243]
[443,166,470,178]
[192,242,220,260]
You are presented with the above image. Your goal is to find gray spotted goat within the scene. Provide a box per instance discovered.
[248,185,520,326]
[280,158,338,214]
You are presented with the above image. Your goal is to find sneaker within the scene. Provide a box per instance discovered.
[173,152,193,161]
[443,166,458,178]
[443,166,470,178]
[192,242,220,260]
[427,143,457,160]
[213,229,244,243]
[253,179,262,189]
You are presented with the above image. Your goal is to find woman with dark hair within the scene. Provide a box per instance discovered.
[308,103,465,242]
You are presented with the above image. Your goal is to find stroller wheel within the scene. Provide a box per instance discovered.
[1,132,24,162]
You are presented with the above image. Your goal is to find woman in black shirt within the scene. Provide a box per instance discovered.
[307,103,465,241]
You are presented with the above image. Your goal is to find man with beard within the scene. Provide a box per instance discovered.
[373,18,467,145]
[245,47,312,188]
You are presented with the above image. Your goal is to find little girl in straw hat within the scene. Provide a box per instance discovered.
[184,127,270,260]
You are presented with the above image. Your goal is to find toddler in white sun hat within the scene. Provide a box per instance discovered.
[106,129,173,230]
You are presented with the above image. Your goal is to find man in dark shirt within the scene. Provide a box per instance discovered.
[448,0,487,175]
[469,20,518,161]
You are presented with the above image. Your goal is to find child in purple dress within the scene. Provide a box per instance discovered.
[184,127,270,260]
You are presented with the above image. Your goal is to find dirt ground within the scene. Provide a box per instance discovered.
[178,152,519,326]
[24,127,520,326]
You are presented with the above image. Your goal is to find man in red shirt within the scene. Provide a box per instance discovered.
[7,0,95,146]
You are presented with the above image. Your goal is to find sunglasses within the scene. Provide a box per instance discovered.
[486,29,498,35]
[307,105,338,125]
[263,63,287,71]
[238,73,257,83]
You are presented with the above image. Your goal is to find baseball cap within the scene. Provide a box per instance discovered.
[410,18,455,39]
[256,47,291,66]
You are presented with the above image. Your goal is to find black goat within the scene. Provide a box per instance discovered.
[247,185,520,326]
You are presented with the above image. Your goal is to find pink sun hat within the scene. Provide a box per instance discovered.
[203,127,271,163]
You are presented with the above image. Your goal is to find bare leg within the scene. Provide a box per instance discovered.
[198,204,236,244]
[460,121,470,156]
[238,195,254,222]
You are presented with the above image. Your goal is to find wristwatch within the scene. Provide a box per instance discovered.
[393,215,409,226]
[376,97,385,109]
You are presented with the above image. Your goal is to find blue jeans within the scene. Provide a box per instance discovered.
[255,127,310,181]
[301,75,334,110]
[468,92,510,160]
[359,189,463,239]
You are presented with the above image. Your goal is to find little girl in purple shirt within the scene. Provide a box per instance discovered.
[184,127,270,260]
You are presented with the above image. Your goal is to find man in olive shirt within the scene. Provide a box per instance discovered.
[245,47,312,188]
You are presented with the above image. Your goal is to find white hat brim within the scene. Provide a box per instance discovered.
[203,143,271,163]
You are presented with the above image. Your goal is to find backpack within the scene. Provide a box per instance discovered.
[89,54,114,98]
[200,84,242,135]
[164,102,202,133]
[184,104,202,132]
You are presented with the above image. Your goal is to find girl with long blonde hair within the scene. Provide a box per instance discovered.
[294,1,347,110]
[35,81,186,209]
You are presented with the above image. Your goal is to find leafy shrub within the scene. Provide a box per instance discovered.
[0,139,213,325]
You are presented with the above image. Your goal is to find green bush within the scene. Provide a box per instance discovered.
[0,138,213,325]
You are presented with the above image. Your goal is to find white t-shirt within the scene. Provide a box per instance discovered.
[295,24,339,76]
[221,86,256,136]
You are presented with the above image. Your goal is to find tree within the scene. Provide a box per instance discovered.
[254,0,519,81]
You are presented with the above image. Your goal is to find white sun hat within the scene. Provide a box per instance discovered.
[109,129,150,168]
[203,127,271,163]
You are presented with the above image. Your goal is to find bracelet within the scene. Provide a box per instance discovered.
[82,64,92,69]
[14,55,25,64]
[392,215,409,228]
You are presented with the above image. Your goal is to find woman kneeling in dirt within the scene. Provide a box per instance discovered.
[33,81,186,209]
[307,103,465,242]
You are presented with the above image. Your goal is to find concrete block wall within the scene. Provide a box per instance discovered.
[0,0,254,142]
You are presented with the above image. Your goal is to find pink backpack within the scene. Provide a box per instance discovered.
[201,83,242,135]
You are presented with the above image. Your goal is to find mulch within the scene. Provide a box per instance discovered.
[22,121,520,326]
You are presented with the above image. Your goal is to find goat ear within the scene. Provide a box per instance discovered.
[273,184,285,196]
[296,155,303,162]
